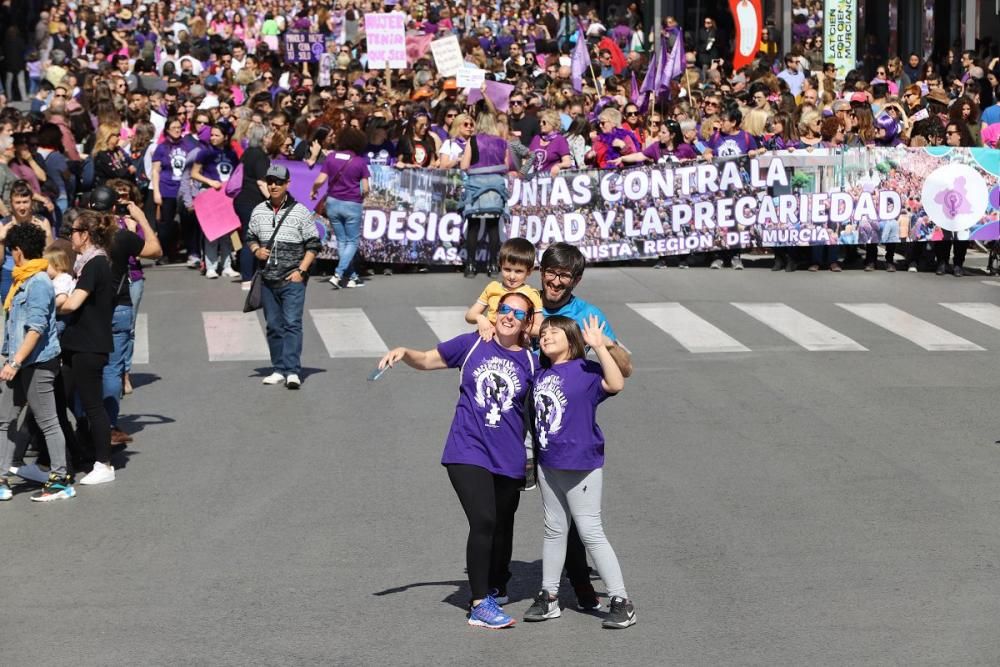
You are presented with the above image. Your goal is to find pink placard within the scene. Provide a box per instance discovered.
[364,12,407,69]
[193,187,242,242]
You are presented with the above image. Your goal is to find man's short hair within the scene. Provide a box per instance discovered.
[498,237,536,269]
[540,242,586,278]
[5,222,47,260]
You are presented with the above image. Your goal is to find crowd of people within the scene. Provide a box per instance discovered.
[0,0,994,500]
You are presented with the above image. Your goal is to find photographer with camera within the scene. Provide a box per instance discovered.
[88,185,161,444]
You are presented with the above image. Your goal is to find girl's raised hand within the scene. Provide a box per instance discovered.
[581,315,606,349]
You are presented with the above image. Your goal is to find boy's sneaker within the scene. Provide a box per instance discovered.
[345,277,365,288]
[467,595,515,629]
[602,596,637,629]
[0,479,11,501]
[11,462,50,484]
[488,588,509,605]
[523,590,561,622]
[575,582,602,611]
[31,473,76,502]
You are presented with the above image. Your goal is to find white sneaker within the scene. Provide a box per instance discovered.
[710,258,724,269]
[186,255,202,269]
[205,267,219,279]
[731,257,744,270]
[262,372,285,385]
[11,462,50,484]
[221,267,241,278]
[241,281,252,291]
[285,374,301,389]
[80,462,115,486]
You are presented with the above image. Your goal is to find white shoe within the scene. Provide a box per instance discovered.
[241,281,252,291]
[262,372,285,385]
[285,373,301,389]
[80,462,115,486]
[11,462,50,484]
[205,267,219,279]
[221,267,241,278]
[186,256,202,268]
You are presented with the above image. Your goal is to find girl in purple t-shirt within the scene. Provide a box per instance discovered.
[523,314,636,629]
[378,292,538,630]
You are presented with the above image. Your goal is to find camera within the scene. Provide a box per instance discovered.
[114,202,130,215]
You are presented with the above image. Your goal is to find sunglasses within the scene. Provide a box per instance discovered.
[497,304,528,320]
[265,178,288,185]
[510,99,525,106]
[70,227,87,234]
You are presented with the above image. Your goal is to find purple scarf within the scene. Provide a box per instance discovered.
[598,127,639,161]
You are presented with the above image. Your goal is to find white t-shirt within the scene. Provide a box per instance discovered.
[52,272,75,297]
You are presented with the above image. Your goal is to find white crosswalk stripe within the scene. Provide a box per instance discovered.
[140,301,1000,363]
[627,302,750,353]
[202,311,270,361]
[732,302,867,352]
[310,308,388,357]
[132,314,149,365]
[940,302,1000,331]
[416,306,474,342]
[837,303,984,351]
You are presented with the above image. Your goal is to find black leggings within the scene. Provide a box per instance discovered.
[464,215,501,267]
[446,463,522,601]
[157,195,179,259]
[62,350,110,466]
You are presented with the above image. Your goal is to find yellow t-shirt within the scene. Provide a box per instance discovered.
[477,281,543,323]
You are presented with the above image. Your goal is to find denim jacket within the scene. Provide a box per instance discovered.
[2,272,60,365]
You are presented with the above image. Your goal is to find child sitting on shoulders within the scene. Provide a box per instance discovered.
[464,237,543,339]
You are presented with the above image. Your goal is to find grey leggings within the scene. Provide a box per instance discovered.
[0,364,66,475]
[539,465,627,599]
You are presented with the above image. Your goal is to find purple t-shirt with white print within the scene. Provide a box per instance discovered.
[528,133,570,172]
[436,332,538,479]
[533,358,611,471]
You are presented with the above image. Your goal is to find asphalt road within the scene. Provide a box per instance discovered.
[5,257,1000,666]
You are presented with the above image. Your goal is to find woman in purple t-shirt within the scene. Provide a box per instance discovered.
[522,314,636,629]
[527,110,572,177]
[378,292,538,630]
[311,127,370,289]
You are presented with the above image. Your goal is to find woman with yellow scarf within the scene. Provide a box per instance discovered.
[0,222,73,501]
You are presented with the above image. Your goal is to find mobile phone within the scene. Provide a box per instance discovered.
[367,365,390,381]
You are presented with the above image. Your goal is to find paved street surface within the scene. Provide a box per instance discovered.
[6,258,1000,665]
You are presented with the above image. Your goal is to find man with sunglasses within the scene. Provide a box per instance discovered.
[246,165,321,389]
[536,242,632,611]
[508,93,540,146]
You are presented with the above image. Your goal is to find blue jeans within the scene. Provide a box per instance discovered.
[124,278,144,374]
[326,198,363,279]
[102,304,133,427]
[261,279,306,375]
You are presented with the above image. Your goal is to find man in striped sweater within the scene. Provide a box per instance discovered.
[246,165,322,389]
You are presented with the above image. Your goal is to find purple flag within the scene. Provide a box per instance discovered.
[639,34,666,94]
[570,28,590,93]
[660,27,685,91]
[629,70,640,104]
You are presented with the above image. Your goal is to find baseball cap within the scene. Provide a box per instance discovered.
[265,165,290,182]
[443,78,458,91]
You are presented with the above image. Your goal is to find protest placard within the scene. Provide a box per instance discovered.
[430,35,463,77]
[456,67,486,90]
[364,13,407,69]
[284,31,327,63]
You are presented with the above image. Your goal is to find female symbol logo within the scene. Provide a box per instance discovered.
[921,164,988,232]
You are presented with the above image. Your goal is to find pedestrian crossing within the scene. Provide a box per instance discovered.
[130,301,1000,365]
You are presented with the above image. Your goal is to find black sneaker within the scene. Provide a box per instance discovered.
[522,461,537,491]
[345,277,365,288]
[327,275,342,289]
[602,596,637,629]
[574,582,602,611]
[523,590,561,622]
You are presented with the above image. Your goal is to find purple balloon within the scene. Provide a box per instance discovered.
[990,186,1000,210]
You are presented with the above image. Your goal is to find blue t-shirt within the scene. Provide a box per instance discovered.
[436,332,538,479]
[981,104,1000,126]
[533,358,611,470]
[542,295,618,342]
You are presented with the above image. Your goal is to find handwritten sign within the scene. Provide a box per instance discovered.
[364,12,407,69]
[430,35,463,77]
[284,31,327,63]
[456,67,486,90]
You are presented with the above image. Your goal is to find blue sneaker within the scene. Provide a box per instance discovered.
[0,480,11,501]
[468,595,515,629]
[488,588,509,605]
[30,473,76,502]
